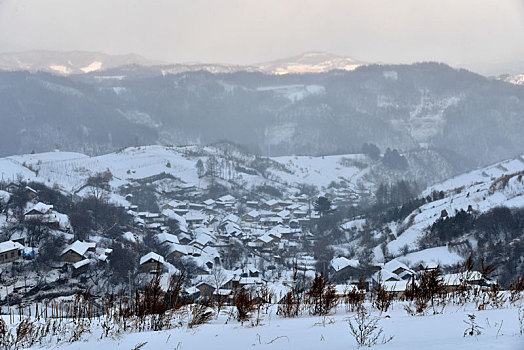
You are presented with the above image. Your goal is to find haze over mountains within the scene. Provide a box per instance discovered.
[1,50,524,187]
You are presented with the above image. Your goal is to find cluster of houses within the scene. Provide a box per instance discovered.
[0,183,493,303]
[329,256,492,299]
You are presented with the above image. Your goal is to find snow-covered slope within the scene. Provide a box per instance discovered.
[385,155,524,255]
[0,146,372,197]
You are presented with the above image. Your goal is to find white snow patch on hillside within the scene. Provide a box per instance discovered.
[271,154,368,189]
[49,65,72,74]
[80,61,102,73]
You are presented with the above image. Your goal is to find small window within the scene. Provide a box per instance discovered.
[11,252,15,258]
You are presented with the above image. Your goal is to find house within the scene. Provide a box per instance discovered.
[268,225,297,239]
[177,232,192,245]
[195,280,216,298]
[166,243,189,259]
[383,259,414,277]
[330,257,360,282]
[261,199,280,211]
[202,199,215,207]
[24,202,53,217]
[184,211,206,227]
[372,269,401,283]
[156,232,179,245]
[61,241,96,263]
[442,271,486,291]
[218,222,243,238]
[190,233,215,250]
[216,195,236,207]
[243,265,260,278]
[139,252,165,273]
[0,241,24,264]
[188,202,205,210]
[383,280,410,299]
[254,234,274,247]
[242,210,260,223]
[162,200,187,211]
[220,214,240,225]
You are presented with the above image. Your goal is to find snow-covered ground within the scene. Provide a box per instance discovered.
[0,146,370,196]
[17,302,524,350]
[272,154,368,189]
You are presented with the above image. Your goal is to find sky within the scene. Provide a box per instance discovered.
[0,0,524,73]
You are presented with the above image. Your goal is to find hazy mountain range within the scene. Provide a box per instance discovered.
[1,51,524,185]
[0,50,365,76]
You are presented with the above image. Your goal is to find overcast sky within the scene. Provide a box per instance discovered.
[1,0,523,73]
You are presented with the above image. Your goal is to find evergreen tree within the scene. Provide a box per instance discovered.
[314,196,331,217]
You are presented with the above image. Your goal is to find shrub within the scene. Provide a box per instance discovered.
[306,274,338,316]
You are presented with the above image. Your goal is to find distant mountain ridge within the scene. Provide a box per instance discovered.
[0,50,365,76]
[1,62,524,180]
[0,50,163,75]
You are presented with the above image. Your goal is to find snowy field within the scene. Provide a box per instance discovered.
[12,302,521,350]
[0,146,370,195]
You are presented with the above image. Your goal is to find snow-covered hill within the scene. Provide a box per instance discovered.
[0,146,373,200]
[384,155,524,256]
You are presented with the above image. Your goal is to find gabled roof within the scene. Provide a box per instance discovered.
[330,257,360,272]
[166,243,188,256]
[221,222,243,236]
[221,214,240,224]
[140,252,165,265]
[276,210,291,218]
[156,232,179,244]
[24,202,53,215]
[442,271,484,286]
[244,210,260,218]
[217,195,235,202]
[384,259,412,274]
[268,225,295,237]
[255,234,274,244]
[61,241,96,257]
[372,269,401,283]
[263,199,279,206]
[0,240,24,254]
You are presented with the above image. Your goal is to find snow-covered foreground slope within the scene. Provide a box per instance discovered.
[386,155,524,256]
[26,303,523,350]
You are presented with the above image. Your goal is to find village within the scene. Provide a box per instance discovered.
[0,178,496,307]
